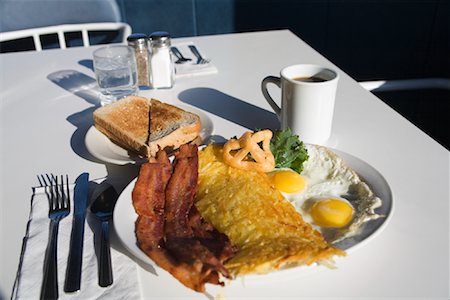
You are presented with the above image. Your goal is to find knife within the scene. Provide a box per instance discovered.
[64,173,89,293]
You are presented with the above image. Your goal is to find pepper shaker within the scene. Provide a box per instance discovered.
[127,33,150,87]
[149,31,174,89]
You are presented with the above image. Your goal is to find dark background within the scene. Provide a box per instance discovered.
[118,0,449,80]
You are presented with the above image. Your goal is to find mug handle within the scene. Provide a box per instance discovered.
[261,76,282,117]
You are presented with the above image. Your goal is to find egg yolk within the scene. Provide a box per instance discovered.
[310,199,353,228]
[270,170,306,193]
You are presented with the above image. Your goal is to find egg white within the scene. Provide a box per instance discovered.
[277,144,383,244]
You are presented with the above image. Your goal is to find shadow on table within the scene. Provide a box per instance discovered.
[178,87,280,131]
[47,69,100,106]
[79,59,94,72]
[47,69,103,162]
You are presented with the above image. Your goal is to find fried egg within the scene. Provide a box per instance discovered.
[269,144,383,244]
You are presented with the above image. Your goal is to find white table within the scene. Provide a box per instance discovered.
[1,30,449,299]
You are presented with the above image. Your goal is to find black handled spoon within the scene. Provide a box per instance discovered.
[90,184,118,287]
[171,46,192,64]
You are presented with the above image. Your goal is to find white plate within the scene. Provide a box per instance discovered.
[113,148,393,279]
[85,105,214,165]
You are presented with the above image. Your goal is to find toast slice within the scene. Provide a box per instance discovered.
[93,96,201,158]
[147,99,201,157]
[93,96,150,157]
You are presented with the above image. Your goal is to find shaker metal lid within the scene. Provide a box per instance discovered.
[127,33,149,47]
[149,31,171,48]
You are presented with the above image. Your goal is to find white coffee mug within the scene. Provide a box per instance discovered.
[261,64,339,144]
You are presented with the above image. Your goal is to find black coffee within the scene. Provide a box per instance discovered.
[292,76,327,83]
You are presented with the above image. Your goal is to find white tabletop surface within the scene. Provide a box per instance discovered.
[1,30,449,299]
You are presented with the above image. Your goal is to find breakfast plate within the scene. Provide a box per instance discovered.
[85,105,214,165]
[113,147,393,278]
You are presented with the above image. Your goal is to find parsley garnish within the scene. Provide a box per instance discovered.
[270,128,309,173]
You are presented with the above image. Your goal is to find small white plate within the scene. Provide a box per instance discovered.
[85,105,214,165]
[113,148,393,277]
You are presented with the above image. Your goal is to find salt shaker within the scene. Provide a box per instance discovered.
[127,33,150,87]
[149,31,174,89]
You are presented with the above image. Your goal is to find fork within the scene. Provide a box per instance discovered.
[188,45,210,64]
[39,174,70,300]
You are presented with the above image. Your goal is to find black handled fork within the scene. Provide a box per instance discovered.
[38,174,70,300]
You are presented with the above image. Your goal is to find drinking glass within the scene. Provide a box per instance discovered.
[93,45,138,105]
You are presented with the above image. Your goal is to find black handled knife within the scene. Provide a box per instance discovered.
[64,173,89,293]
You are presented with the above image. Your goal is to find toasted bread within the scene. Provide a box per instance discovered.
[93,96,150,157]
[93,96,201,158]
[147,99,201,157]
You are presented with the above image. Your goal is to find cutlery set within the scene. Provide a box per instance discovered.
[38,173,118,299]
[171,45,210,65]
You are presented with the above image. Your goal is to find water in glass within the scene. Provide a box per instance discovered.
[93,46,138,105]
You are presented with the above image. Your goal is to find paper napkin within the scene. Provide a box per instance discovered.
[172,42,218,78]
[12,185,140,299]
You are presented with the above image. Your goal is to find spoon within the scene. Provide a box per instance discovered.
[171,46,192,64]
[90,184,118,287]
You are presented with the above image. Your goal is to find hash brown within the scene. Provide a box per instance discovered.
[195,144,345,276]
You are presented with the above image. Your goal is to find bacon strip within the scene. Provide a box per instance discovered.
[136,216,211,291]
[188,206,236,263]
[164,145,231,289]
[164,144,198,237]
[133,150,207,290]
[133,151,172,249]
[132,145,234,292]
